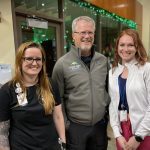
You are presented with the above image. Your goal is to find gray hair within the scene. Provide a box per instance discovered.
[72,16,95,32]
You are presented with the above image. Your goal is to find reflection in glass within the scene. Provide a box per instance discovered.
[14,0,59,18]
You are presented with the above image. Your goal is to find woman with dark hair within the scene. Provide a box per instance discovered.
[109,29,150,150]
[0,41,66,150]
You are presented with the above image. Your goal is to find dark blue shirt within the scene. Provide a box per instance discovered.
[118,75,129,112]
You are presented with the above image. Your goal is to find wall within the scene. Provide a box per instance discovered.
[85,0,143,38]
[85,0,136,21]
[138,0,150,55]
[0,0,15,75]
[135,0,142,38]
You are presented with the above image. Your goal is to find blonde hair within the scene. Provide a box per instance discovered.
[11,41,55,114]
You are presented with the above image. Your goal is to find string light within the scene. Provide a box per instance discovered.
[21,0,137,46]
[70,0,136,29]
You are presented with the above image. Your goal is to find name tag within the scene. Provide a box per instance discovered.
[119,110,127,122]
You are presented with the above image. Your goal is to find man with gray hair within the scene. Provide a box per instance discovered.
[52,16,110,150]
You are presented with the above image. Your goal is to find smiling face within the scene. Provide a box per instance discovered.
[22,47,43,79]
[72,20,95,53]
[118,34,136,65]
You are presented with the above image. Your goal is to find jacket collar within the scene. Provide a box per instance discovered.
[70,45,95,58]
[118,58,138,69]
[112,59,138,75]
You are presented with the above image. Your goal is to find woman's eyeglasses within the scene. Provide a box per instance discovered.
[22,57,43,64]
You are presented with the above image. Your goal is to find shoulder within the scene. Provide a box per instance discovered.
[0,83,14,121]
[0,81,13,92]
[58,51,73,61]
[0,81,16,103]
[0,82,14,108]
[144,62,150,68]
[94,52,108,63]
[141,62,150,76]
[109,68,114,78]
[109,68,113,75]
[54,50,77,70]
[136,62,150,71]
[95,51,107,59]
[109,66,120,76]
[54,52,71,66]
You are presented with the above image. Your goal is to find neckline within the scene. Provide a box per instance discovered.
[119,74,127,80]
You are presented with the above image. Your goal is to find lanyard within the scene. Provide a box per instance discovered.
[118,75,128,111]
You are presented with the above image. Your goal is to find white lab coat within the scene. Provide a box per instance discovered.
[109,59,150,139]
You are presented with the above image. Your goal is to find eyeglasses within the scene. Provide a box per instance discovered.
[74,31,94,36]
[22,57,43,64]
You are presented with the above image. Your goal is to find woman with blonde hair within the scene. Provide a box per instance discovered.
[0,41,66,150]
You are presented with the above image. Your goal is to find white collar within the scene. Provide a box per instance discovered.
[118,58,138,68]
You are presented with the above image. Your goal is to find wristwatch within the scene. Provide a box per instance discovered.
[58,138,66,150]
[134,135,143,142]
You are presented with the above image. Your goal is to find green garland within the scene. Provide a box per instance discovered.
[70,0,136,29]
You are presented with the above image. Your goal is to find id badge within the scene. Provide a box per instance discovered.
[119,110,127,122]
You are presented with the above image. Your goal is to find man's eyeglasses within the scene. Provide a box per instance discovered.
[22,57,43,64]
[74,31,94,36]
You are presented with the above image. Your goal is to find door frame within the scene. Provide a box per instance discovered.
[15,15,64,59]
[11,0,65,58]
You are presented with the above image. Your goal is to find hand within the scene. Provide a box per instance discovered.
[116,136,128,149]
[0,147,10,150]
[58,138,66,150]
[61,142,66,150]
[125,136,140,150]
